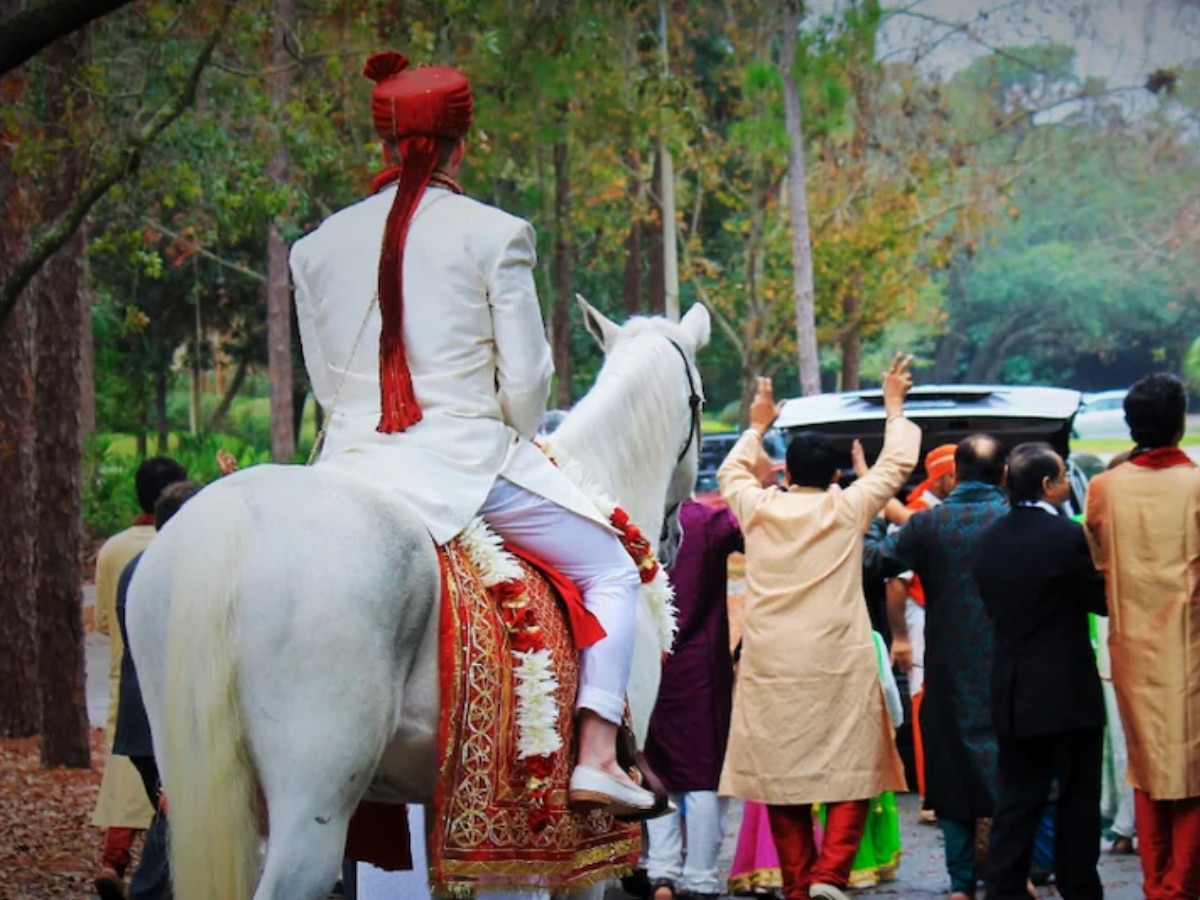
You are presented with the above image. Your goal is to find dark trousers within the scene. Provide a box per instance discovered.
[127,755,172,900]
[985,729,1103,900]
[940,817,979,894]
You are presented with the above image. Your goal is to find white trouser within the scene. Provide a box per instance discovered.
[480,477,641,725]
[1102,679,1136,838]
[645,791,728,894]
[1095,617,1135,838]
[904,597,926,696]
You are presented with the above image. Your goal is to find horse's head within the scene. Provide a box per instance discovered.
[575,296,711,569]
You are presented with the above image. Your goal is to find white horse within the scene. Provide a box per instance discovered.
[126,299,711,900]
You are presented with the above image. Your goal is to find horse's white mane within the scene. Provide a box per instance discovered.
[549,314,702,534]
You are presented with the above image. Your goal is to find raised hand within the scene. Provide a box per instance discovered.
[882,353,914,419]
[749,376,786,435]
[850,439,869,478]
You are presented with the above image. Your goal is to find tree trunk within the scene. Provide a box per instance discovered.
[647,147,665,316]
[79,242,95,438]
[189,267,203,435]
[840,293,861,390]
[154,363,169,453]
[291,382,308,447]
[0,24,40,737]
[208,353,249,430]
[657,0,679,321]
[781,2,821,396]
[0,296,40,737]
[550,135,573,408]
[34,26,90,768]
[931,331,965,383]
[0,0,135,76]
[266,0,295,461]
[622,149,643,317]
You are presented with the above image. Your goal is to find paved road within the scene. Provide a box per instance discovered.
[604,793,1145,899]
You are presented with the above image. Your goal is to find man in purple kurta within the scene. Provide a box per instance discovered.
[643,498,744,898]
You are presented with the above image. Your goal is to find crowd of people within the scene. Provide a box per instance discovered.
[82,48,1198,900]
[630,369,1199,900]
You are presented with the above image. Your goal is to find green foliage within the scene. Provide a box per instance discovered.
[27,0,1193,450]
[82,430,272,543]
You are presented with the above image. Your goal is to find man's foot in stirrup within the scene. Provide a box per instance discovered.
[569,710,656,817]
[568,763,656,816]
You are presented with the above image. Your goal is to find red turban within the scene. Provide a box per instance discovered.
[362,51,473,433]
[924,444,957,482]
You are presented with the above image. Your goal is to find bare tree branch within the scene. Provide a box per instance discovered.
[143,219,267,284]
[0,0,237,330]
[0,0,138,76]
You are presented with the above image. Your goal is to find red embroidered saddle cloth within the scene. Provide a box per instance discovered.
[429,538,640,895]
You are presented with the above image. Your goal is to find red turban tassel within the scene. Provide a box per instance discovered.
[376,134,439,433]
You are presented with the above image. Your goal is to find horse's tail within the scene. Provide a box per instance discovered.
[162,487,260,900]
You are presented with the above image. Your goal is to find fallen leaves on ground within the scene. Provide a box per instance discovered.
[0,727,111,899]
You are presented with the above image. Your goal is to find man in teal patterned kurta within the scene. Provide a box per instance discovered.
[864,435,1010,900]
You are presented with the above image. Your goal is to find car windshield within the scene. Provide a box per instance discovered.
[695,470,719,494]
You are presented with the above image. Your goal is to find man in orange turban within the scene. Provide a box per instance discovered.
[289,52,656,816]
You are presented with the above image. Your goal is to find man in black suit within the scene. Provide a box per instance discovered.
[114,481,203,900]
[972,442,1107,900]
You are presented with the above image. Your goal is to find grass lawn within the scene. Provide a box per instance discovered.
[1073,433,1200,455]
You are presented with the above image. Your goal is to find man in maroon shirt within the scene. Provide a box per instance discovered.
[643,498,745,899]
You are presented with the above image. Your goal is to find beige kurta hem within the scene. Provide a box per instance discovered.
[1086,460,1200,801]
[717,418,920,805]
[92,524,156,828]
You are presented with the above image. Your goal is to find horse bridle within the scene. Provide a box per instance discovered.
[661,337,704,544]
[665,337,704,466]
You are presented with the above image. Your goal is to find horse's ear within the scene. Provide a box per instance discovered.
[576,294,621,352]
[680,302,711,350]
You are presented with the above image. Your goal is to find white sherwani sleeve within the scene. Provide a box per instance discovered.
[291,242,335,410]
[488,221,552,441]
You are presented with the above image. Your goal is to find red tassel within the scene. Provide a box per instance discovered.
[376,135,439,433]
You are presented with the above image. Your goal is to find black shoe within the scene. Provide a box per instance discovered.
[95,870,127,900]
[620,867,652,898]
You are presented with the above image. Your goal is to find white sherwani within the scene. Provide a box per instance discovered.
[291,185,603,544]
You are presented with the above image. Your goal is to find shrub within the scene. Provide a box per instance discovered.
[82,431,271,544]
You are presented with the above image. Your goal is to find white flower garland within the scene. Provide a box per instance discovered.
[458,518,563,759]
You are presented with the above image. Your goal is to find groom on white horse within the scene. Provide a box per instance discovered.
[290,51,656,818]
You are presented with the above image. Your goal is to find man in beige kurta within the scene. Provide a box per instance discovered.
[1085,373,1200,899]
[92,456,186,898]
[717,358,920,900]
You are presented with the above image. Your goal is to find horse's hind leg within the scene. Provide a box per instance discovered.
[246,665,396,900]
[253,799,353,900]
[249,708,390,900]
[243,641,397,900]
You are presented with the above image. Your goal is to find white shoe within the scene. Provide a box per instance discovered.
[811,884,853,900]
[568,765,656,816]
